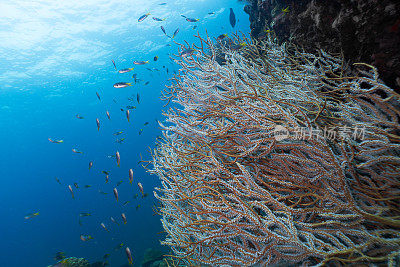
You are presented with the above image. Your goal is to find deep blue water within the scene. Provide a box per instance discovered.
[0,1,250,266]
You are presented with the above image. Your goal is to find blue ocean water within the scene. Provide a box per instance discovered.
[0,1,250,266]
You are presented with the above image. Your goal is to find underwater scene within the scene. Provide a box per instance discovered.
[0,0,399,266]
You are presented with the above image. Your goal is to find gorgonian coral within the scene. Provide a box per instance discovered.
[149,32,400,266]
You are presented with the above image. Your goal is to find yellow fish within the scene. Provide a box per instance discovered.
[24,212,39,220]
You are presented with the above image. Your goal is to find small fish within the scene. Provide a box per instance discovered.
[144,81,149,85]
[114,243,124,250]
[101,222,109,232]
[116,180,123,186]
[180,48,195,57]
[133,193,138,199]
[133,60,149,65]
[129,169,134,184]
[136,204,141,210]
[181,15,187,18]
[138,13,150,22]
[103,254,110,259]
[159,2,166,5]
[116,138,125,143]
[112,60,117,70]
[99,190,108,195]
[84,185,92,188]
[74,183,79,188]
[153,56,158,61]
[102,170,109,175]
[144,122,149,126]
[137,93,140,103]
[165,44,171,47]
[186,17,199,22]
[113,188,119,202]
[105,175,109,183]
[208,12,215,15]
[121,213,127,224]
[229,8,236,28]
[217,34,227,41]
[146,67,153,72]
[113,82,132,88]
[96,118,100,131]
[80,234,93,241]
[160,26,168,36]
[230,42,246,50]
[138,129,143,135]
[55,177,61,184]
[138,182,144,197]
[113,131,124,136]
[111,217,119,225]
[79,213,91,217]
[126,110,130,122]
[106,110,111,120]
[24,212,39,220]
[96,92,101,101]
[72,148,83,154]
[68,185,74,199]
[172,28,179,38]
[48,138,63,144]
[89,161,93,169]
[116,151,121,166]
[152,17,165,21]
[282,6,289,13]
[118,68,134,74]
[75,114,84,119]
[123,201,130,206]
[126,105,136,109]
[125,247,133,265]
[193,25,197,30]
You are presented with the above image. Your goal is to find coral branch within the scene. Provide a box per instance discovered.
[149,33,400,266]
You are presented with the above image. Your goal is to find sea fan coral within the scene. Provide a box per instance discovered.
[149,33,400,266]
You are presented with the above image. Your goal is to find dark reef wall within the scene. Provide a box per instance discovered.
[243,0,400,92]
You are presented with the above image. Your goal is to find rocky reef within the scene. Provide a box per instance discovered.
[243,0,400,92]
[49,257,90,267]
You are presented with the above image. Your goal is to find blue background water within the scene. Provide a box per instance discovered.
[0,1,250,266]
